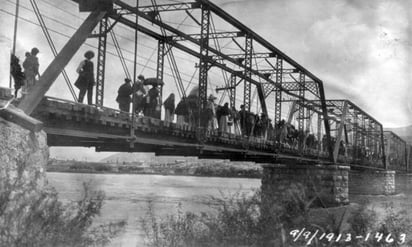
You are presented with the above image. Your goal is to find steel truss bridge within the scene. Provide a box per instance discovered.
[9,0,411,172]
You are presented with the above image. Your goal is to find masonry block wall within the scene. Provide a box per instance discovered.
[349,170,395,195]
[261,164,350,208]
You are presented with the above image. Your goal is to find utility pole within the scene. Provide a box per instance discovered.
[10,0,20,88]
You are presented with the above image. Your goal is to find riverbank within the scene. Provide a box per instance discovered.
[47,172,412,247]
[47,172,261,246]
[47,159,263,178]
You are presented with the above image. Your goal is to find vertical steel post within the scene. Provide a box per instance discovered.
[198,3,210,133]
[297,72,305,154]
[353,111,359,161]
[130,0,139,149]
[274,57,282,124]
[356,113,365,162]
[297,72,305,133]
[317,113,322,156]
[243,35,252,113]
[95,17,108,106]
[370,122,376,155]
[366,119,373,161]
[156,40,165,119]
[229,73,236,109]
[11,0,20,88]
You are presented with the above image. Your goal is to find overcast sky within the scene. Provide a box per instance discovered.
[1,0,411,161]
[220,0,412,128]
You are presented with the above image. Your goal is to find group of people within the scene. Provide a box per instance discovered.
[7,49,351,156]
[10,47,40,97]
[172,94,280,138]
[10,48,166,118]
[116,75,162,118]
[10,48,93,103]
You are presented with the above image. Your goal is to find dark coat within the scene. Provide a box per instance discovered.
[163,94,175,112]
[148,87,159,105]
[74,60,94,90]
[116,83,133,105]
[175,100,189,116]
[10,55,25,89]
[220,105,230,116]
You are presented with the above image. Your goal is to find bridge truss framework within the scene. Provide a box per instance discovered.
[96,0,335,160]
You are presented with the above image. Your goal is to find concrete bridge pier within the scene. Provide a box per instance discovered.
[261,163,350,208]
[348,169,395,195]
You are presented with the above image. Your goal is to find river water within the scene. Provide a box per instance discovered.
[47,172,261,246]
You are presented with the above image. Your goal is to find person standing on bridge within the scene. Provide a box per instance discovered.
[116,78,133,112]
[230,106,241,136]
[175,97,189,126]
[218,102,230,134]
[133,75,147,115]
[22,48,40,94]
[74,51,95,105]
[206,94,218,131]
[147,85,160,118]
[163,93,175,122]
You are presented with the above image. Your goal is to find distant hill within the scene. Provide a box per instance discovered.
[385,125,412,144]
[100,153,155,163]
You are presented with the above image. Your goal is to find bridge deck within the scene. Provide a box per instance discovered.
[31,97,333,164]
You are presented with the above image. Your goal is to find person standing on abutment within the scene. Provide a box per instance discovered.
[10,54,25,98]
[22,47,40,93]
[74,50,95,105]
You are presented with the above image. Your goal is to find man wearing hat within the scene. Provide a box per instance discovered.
[22,47,40,93]
[74,50,95,104]
[116,78,133,112]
